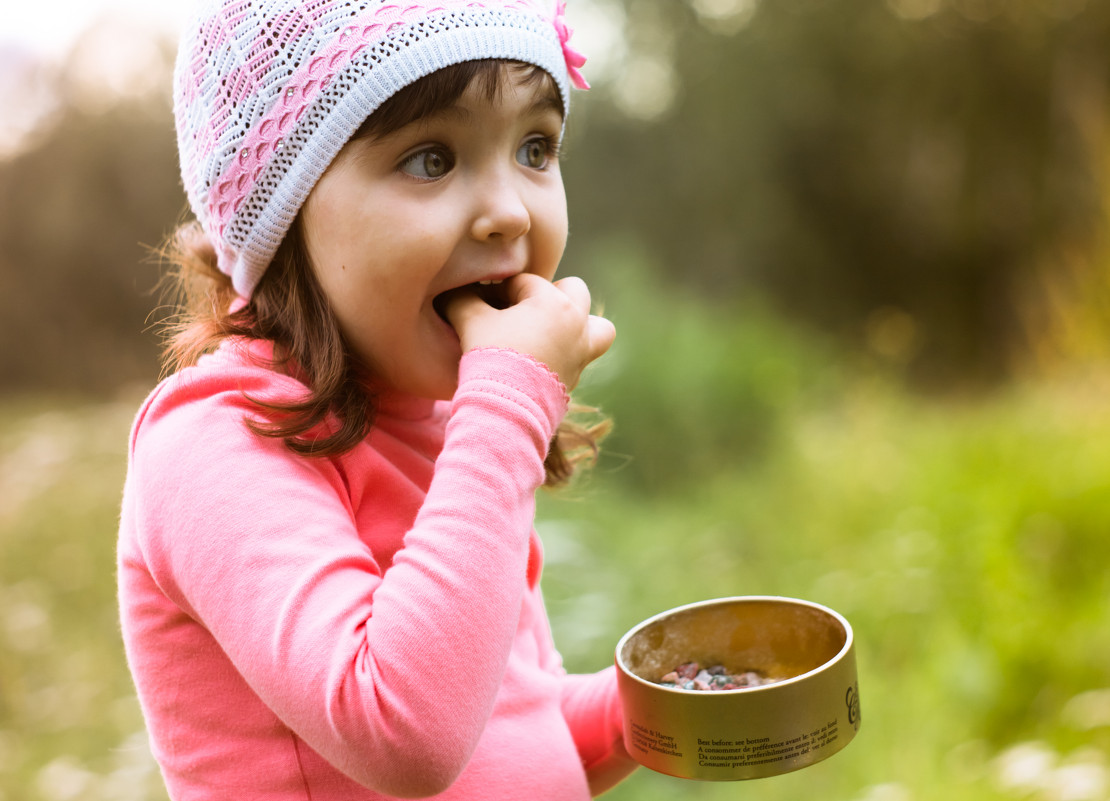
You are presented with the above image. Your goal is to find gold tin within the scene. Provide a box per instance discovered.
[615,596,860,781]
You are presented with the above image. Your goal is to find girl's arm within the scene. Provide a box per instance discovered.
[529,589,638,795]
[559,668,639,795]
[127,347,565,796]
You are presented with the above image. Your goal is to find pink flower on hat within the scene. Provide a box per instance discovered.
[554,1,589,90]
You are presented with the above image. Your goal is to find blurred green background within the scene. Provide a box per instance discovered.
[3,0,1110,798]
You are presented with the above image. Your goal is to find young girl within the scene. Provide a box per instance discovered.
[117,1,635,798]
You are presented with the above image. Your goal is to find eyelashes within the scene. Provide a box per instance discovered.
[398,134,562,180]
[399,147,453,179]
[517,135,561,169]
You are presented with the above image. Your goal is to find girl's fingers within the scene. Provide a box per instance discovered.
[587,314,617,360]
[552,275,591,311]
[461,273,589,313]
[442,273,615,389]
[558,277,614,361]
[439,285,486,327]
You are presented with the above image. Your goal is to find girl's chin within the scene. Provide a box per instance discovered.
[414,340,465,400]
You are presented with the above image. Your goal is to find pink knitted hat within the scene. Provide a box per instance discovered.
[174,0,589,298]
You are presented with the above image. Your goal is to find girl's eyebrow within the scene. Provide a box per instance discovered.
[528,91,564,119]
[519,77,566,119]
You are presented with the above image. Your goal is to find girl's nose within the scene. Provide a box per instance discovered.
[470,173,531,241]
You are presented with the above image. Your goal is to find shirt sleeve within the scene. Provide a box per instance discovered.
[559,668,639,796]
[128,347,568,797]
[524,567,637,794]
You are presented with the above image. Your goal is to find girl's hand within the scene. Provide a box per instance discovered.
[442,274,615,391]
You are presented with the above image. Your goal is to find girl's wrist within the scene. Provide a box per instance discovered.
[461,346,571,408]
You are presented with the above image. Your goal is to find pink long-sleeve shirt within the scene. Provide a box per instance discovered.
[117,343,631,800]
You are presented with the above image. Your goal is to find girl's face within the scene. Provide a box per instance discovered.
[301,66,568,401]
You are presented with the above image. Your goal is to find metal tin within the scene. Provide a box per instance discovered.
[615,596,861,781]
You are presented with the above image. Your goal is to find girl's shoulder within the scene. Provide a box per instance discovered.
[129,338,308,455]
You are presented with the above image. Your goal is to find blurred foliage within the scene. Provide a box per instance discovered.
[563,0,1110,388]
[569,238,841,490]
[0,397,167,799]
[0,61,179,395]
[3,2,1110,798]
[541,345,1110,801]
[3,276,1109,798]
[3,0,1110,394]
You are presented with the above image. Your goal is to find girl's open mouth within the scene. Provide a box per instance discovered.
[433,279,509,322]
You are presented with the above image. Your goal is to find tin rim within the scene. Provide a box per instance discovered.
[615,595,854,690]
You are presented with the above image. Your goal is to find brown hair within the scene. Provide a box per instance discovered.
[159,60,608,485]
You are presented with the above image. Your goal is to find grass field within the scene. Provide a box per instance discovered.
[541,364,1110,801]
[2,298,1108,799]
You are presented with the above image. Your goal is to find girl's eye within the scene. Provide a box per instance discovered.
[516,137,557,170]
[400,148,453,179]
